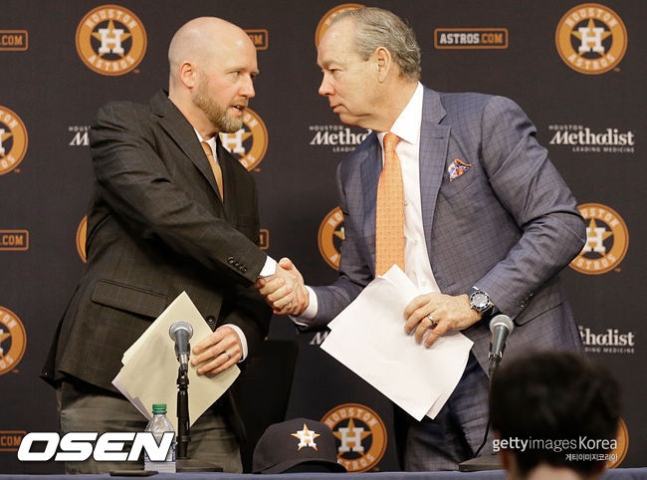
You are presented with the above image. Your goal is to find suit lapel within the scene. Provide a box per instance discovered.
[359,135,381,265]
[150,91,223,199]
[419,88,450,256]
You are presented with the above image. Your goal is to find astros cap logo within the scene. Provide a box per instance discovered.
[76,5,147,76]
[219,108,268,171]
[0,106,28,175]
[0,306,27,376]
[555,3,627,74]
[315,4,364,47]
[571,203,628,274]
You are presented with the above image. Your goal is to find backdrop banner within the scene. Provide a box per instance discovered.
[1,0,643,473]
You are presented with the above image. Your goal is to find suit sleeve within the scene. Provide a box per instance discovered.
[309,162,371,326]
[89,101,267,285]
[473,96,586,318]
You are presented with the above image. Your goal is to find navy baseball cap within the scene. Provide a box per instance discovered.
[252,418,347,474]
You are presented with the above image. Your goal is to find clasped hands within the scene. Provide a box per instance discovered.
[255,258,482,347]
[255,258,309,316]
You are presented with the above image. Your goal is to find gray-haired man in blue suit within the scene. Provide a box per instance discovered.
[258,7,586,471]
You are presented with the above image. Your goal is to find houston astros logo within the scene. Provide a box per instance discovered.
[76,216,88,263]
[0,106,28,175]
[555,3,627,74]
[570,203,628,274]
[321,403,387,472]
[607,418,629,468]
[315,4,364,46]
[76,5,147,76]
[219,108,268,171]
[318,207,345,270]
[0,306,27,375]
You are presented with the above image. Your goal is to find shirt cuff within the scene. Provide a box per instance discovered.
[289,286,318,327]
[259,256,277,279]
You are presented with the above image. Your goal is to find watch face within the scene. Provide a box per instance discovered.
[471,291,491,311]
[473,293,488,308]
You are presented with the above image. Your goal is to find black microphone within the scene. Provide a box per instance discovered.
[488,314,514,377]
[169,321,193,372]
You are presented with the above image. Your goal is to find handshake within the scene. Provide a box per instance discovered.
[255,258,309,316]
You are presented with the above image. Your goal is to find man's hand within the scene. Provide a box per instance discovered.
[191,326,241,376]
[403,292,482,347]
[255,257,309,316]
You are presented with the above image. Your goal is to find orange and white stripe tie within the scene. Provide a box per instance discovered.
[201,141,224,199]
[375,132,405,276]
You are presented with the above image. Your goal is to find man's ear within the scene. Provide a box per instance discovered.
[178,61,197,88]
[374,46,392,83]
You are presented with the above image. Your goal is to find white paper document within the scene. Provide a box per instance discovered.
[321,266,473,420]
[112,291,239,432]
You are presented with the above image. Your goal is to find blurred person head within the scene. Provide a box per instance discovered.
[490,351,621,480]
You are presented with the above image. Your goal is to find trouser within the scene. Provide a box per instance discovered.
[398,352,494,471]
[57,378,242,474]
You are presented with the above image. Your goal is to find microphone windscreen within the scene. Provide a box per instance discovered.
[489,314,513,334]
[169,320,194,340]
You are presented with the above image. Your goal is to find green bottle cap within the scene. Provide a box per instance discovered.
[152,403,167,415]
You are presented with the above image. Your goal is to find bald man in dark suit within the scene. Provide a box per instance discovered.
[42,17,302,474]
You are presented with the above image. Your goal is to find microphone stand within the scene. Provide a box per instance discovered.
[176,366,190,460]
[174,364,222,472]
[459,317,510,472]
[488,352,503,380]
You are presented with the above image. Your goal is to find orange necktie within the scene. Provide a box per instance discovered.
[201,141,224,199]
[375,132,405,276]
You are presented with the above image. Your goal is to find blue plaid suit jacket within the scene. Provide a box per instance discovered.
[310,86,585,375]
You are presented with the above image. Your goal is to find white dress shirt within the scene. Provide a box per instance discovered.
[299,82,440,321]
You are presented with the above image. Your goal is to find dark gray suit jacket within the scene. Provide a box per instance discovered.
[42,90,271,437]
[309,87,586,375]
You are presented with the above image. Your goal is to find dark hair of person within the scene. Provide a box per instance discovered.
[489,351,621,477]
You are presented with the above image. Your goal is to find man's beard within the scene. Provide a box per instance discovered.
[193,76,244,134]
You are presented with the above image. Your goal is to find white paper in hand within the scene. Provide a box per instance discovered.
[112,291,239,432]
[321,266,473,420]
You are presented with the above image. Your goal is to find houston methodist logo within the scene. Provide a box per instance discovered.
[219,108,268,171]
[555,3,627,74]
[570,203,629,275]
[315,4,364,46]
[0,106,28,175]
[0,306,27,375]
[76,5,147,76]
[318,207,345,270]
[321,403,387,472]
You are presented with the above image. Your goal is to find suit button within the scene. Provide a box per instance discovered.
[206,316,216,325]
[228,257,235,265]
[242,266,247,273]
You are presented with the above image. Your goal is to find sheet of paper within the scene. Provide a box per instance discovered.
[321,266,473,420]
[112,291,239,432]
